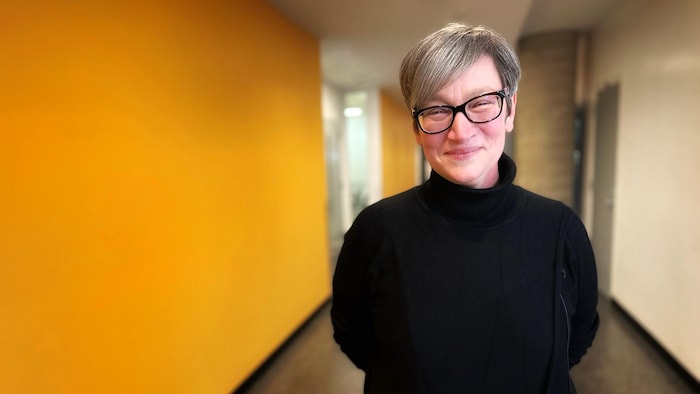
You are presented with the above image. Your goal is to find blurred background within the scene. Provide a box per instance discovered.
[1,0,699,393]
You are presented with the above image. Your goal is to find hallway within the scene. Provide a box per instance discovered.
[238,296,699,394]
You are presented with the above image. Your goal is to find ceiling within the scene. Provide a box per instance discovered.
[266,0,620,103]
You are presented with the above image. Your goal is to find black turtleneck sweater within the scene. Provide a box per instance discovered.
[331,154,599,394]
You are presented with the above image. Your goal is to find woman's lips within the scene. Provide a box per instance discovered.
[446,147,481,160]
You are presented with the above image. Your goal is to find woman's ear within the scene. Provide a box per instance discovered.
[414,127,423,145]
[505,93,517,133]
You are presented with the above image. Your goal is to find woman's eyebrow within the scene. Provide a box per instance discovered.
[428,87,501,106]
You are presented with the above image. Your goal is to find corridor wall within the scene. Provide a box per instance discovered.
[0,1,330,393]
[585,0,700,381]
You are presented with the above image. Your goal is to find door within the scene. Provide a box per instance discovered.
[592,84,619,296]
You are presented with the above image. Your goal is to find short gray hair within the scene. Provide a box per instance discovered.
[400,23,520,115]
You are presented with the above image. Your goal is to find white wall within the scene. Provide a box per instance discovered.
[344,89,383,215]
[585,0,700,380]
[322,84,350,260]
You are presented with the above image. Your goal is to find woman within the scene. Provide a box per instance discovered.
[331,23,599,394]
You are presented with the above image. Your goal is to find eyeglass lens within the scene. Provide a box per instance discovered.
[417,93,503,133]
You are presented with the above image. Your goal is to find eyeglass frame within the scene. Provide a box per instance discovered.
[411,89,508,135]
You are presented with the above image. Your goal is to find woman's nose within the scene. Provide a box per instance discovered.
[447,111,476,140]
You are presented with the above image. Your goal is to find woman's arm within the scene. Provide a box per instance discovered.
[330,216,379,371]
[564,215,600,367]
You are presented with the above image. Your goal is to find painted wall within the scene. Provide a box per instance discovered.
[0,1,330,393]
[380,91,417,197]
[585,0,700,380]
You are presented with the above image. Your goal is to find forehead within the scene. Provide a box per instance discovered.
[434,56,502,101]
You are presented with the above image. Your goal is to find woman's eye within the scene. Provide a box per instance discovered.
[423,107,450,117]
[469,100,496,110]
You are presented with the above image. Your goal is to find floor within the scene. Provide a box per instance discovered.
[238,296,699,394]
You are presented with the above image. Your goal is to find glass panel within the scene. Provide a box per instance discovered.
[344,91,370,219]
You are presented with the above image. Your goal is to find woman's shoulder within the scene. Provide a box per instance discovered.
[514,186,585,230]
[514,187,593,266]
[351,186,423,229]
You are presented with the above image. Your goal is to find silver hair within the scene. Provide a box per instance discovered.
[400,23,520,116]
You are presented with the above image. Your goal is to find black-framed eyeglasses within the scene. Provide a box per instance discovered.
[412,90,507,134]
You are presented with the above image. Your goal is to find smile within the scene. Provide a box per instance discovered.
[446,147,481,160]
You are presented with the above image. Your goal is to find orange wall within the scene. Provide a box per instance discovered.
[0,1,330,393]
[380,91,417,196]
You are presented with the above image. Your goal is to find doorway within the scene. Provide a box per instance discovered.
[592,84,619,297]
[322,87,382,271]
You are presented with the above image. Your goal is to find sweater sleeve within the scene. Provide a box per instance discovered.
[330,212,380,371]
[564,214,600,367]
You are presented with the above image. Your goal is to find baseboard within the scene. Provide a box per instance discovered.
[610,299,700,392]
[231,297,332,394]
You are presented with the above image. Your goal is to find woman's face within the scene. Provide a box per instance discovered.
[414,55,516,189]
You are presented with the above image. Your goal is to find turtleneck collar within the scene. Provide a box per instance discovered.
[419,154,520,226]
